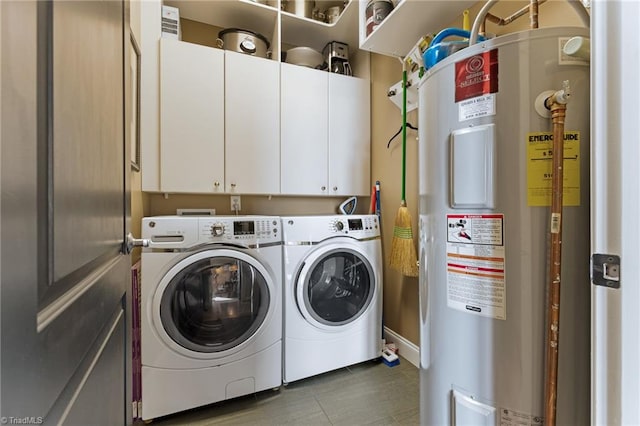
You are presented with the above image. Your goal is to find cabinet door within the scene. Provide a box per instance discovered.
[225,52,280,194]
[160,39,224,193]
[328,74,371,196]
[281,63,328,195]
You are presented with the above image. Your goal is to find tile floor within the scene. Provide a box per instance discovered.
[141,356,419,425]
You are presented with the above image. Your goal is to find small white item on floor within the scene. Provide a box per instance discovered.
[381,348,399,367]
[385,342,398,354]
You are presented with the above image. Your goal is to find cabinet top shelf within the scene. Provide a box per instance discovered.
[359,0,476,58]
[164,0,279,41]
[281,0,358,52]
[164,0,359,53]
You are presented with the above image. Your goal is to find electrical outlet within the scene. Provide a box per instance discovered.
[230,195,241,212]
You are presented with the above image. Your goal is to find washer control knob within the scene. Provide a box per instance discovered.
[335,221,344,231]
[211,223,225,237]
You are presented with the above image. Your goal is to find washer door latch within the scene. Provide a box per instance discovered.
[591,254,620,289]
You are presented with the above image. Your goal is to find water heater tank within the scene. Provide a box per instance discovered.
[418,27,590,425]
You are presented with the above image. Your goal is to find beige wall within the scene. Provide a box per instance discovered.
[130,170,150,265]
[130,0,588,346]
[370,53,421,344]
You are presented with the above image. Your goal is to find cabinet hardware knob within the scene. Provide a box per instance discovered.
[321,186,326,191]
[214,182,220,187]
[333,186,338,191]
[231,183,236,187]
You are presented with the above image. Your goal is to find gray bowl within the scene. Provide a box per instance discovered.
[285,47,326,69]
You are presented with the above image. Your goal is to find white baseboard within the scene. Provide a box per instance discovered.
[383,327,419,368]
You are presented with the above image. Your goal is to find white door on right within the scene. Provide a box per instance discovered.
[591,1,640,424]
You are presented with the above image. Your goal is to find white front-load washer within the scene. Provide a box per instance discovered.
[140,215,282,421]
[281,214,383,384]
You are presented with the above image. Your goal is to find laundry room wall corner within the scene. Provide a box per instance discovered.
[370,53,420,349]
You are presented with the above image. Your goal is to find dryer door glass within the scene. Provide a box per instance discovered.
[160,256,270,353]
[303,249,375,326]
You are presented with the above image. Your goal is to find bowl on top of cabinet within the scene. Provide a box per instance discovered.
[284,46,327,69]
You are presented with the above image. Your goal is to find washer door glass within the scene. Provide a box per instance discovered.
[160,255,270,353]
[302,248,374,326]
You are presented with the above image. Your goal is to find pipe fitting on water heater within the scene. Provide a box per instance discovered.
[534,81,571,118]
[545,80,571,107]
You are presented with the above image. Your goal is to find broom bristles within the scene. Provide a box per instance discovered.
[389,205,419,277]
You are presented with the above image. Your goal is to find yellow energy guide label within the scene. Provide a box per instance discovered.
[526,131,581,206]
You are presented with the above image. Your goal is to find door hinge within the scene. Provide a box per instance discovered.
[591,253,620,288]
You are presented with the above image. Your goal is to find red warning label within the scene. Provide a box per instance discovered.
[455,49,498,103]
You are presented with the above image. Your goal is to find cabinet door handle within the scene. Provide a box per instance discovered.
[230,183,236,188]
[333,186,338,191]
[321,186,326,191]
[214,181,220,188]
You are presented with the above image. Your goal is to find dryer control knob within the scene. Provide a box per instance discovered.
[335,221,344,231]
[211,223,225,237]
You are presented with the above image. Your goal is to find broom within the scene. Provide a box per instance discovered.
[389,60,419,277]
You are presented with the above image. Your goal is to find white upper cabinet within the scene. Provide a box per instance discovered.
[281,63,329,195]
[225,51,281,194]
[160,38,225,193]
[281,63,370,197]
[328,73,370,196]
[140,0,374,196]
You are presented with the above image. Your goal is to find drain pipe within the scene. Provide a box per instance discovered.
[543,80,571,426]
[484,0,547,27]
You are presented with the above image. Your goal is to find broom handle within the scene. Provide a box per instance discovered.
[402,65,407,203]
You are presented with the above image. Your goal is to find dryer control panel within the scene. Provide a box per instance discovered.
[282,215,380,242]
[331,216,379,236]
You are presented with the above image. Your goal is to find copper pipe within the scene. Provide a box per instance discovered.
[484,0,547,26]
[544,95,568,426]
[530,0,539,29]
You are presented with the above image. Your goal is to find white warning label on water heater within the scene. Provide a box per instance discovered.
[458,94,496,122]
[500,407,544,426]
[446,214,506,320]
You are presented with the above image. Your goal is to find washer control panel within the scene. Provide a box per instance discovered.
[200,217,281,243]
[142,216,282,248]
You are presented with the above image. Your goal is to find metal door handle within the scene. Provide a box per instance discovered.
[124,232,149,254]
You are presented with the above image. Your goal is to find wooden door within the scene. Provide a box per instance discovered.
[1,1,130,424]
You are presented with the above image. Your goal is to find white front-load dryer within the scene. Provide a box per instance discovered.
[281,215,383,384]
[140,216,282,421]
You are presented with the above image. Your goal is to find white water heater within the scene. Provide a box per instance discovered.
[418,27,590,425]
